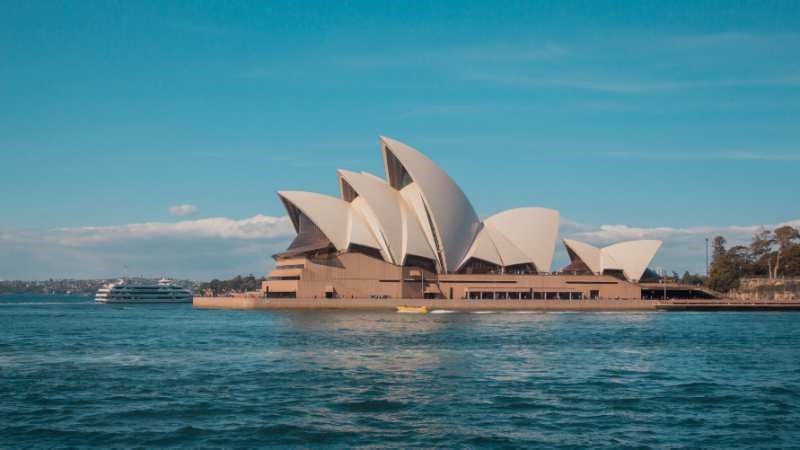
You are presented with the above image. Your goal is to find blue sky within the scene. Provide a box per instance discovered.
[1,1,799,279]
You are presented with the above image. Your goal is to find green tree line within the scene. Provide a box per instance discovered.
[708,225,800,292]
[201,275,264,296]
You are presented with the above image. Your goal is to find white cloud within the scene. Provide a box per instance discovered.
[2,214,799,280]
[169,204,199,217]
[562,219,800,245]
[556,218,800,274]
[0,215,295,280]
[55,215,294,246]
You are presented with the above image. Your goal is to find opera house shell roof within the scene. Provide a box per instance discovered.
[277,136,661,281]
[563,239,662,282]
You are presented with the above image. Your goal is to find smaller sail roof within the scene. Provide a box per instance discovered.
[563,238,602,274]
[278,191,379,252]
[562,238,662,281]
[459,225,503,268]
[484,207,560,272]
[603,240,663,282]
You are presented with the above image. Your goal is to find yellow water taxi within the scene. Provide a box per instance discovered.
[396,305,429,314]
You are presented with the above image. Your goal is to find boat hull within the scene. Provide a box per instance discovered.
[96,298,192,304]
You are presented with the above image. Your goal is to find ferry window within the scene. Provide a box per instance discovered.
[508,292,520,300]
[546,292,558,300]
[533,291,543,300]
[590,290,600,300]
[559,292,570,300]
[495,292,507,299]
[481,291,493,300]
[571,292,583,300]
[521,291,532,299]
[468,291,481,300]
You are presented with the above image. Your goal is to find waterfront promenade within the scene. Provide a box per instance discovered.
[193,297,800,311]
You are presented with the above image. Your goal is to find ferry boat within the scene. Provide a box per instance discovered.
[95,278,193,304]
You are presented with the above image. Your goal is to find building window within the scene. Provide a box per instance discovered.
[458,257,502,275]
[340,179,359,202]
[563,248,594,275]
[404,255,437,274]
[385,148,414,189]
[348,244,384,260]
[603,269,626,280]
[504,263,536,275]
[287,211,332,252]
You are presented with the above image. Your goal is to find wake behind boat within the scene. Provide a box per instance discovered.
[95,278,193,304]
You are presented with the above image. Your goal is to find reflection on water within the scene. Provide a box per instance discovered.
[2,296,800,448]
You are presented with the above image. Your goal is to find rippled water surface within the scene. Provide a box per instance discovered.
[2,295,800,448]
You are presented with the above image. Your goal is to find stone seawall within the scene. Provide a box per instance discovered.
[732,277,800,301]
[193,296,658,311]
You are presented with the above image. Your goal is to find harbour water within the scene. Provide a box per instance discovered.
[2,295,799,448]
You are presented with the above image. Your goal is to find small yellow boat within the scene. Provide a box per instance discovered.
[396,305,429,314]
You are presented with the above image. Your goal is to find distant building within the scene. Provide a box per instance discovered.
[264,137,712,300]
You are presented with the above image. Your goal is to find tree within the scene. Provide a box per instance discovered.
[773,226,800,278]
[750,228,775,278]
[680,271,705,286]
[782,244,800,277]
[201,274,265,296]
[707,236,742,292]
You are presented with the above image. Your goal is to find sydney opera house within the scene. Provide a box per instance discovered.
[264,137,708,301]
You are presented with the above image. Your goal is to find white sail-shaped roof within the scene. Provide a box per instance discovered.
[275,135,668,283]
[484,207,560,272]
[277,191,380,252]
[398,183,440,264]
[483,225,531,267]
[350,196,393,261]
[563,238,602,273]
[337,169,435,264]
[563,238,662,282]
[459,225,503,267]
[380,136,480,273]
[603,240,662,282]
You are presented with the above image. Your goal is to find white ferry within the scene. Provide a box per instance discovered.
[95,278,193,304]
